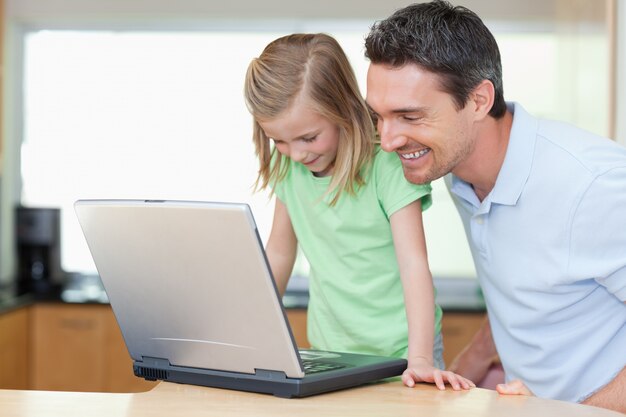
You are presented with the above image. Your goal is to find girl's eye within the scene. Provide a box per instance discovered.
[302,136,317,143]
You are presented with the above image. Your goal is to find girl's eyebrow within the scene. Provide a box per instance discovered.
[270,129,320,143]
[296,129,321,140]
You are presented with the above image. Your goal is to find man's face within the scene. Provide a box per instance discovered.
[366,63,475,185]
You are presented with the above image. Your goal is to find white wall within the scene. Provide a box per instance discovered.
[4,0,562,23]
[616,0,626,146]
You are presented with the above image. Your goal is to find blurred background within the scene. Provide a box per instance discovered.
[0,0,623,286]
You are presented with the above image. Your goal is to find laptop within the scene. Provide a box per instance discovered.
[74,199,406,398]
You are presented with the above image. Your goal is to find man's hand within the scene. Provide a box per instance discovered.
[496,379,534,396]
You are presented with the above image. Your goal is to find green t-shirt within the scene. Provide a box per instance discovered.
[274,148,442,358]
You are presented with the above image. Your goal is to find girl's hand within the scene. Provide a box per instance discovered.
[402,357,476,390]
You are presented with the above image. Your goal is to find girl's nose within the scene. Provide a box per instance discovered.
[290,147,308,163]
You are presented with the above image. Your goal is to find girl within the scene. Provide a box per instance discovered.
[244,33,473,391]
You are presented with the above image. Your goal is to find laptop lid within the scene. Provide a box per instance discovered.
[74,199,305,378]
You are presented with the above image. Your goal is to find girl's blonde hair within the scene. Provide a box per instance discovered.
[244,33,375,206]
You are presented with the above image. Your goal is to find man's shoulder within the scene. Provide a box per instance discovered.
[534,118,626,177]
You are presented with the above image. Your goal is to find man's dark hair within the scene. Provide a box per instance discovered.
[365,0,506,118]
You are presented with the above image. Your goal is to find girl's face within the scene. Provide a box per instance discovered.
[258,96,340,177]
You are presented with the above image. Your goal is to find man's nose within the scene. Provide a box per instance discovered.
[379,121,407,152]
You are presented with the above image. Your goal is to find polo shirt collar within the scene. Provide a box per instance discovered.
[449,102,537,210]
[490,102,537,206]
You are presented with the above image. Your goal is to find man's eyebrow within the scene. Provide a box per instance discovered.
[365,103,429,116]
[391,106,428,115]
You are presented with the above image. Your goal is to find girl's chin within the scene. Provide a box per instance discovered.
[309,163,334,178]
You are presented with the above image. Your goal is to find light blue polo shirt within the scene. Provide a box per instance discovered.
[446,102,626,402]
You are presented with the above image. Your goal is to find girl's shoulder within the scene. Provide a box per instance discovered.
[370,146,432,191]
[371,146,405,173]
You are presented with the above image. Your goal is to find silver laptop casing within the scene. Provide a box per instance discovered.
[75,200,304,377]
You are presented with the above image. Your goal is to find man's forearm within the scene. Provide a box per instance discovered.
[582,366,626,413]
[447,317,498,381]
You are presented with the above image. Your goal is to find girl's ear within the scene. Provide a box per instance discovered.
[468,79,495,121]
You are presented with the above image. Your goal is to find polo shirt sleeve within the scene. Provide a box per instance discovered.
[568,166,626,301]
[373,150,432,218]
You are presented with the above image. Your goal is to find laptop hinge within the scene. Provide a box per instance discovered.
[254,369,288,380]
[139,356,171,368]
[134,356,171,381]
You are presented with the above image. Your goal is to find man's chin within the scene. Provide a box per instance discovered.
[402,167,431,185]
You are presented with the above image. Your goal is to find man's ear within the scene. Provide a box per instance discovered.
[469,79,495,121]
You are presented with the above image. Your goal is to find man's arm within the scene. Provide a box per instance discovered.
[581,360,626,413]
[496,302,626,413]
[498,364,626,414]
[447,317,499,382]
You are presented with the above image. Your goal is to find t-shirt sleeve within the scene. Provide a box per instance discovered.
[568,166,626,301]
[374,151,432,218]
[272,178,285,202]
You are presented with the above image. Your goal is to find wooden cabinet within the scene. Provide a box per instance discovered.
[285,308,485,368]
[101,308,157,393]
[20,304,307,392]
[0,307,29,389]
[440,312,485,367]
[286,309,309,348]
[31,303,106,391]
[30,303,156,393]
[1,303,482,393]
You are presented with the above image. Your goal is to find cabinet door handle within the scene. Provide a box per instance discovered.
[59,318,96,331]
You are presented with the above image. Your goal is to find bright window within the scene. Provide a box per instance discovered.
[22,31,284,273]
[21,26,609,279]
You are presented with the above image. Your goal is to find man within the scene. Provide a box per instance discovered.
[364,0,626,412]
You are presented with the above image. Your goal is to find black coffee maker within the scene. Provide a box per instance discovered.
[16,207,64,294]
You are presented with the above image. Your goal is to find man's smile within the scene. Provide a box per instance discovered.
[400,148,431,160]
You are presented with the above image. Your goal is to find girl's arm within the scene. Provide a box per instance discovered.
[390,199,474,391]
[265,198,298,296]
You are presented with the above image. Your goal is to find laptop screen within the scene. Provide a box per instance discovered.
[75,199,305,378]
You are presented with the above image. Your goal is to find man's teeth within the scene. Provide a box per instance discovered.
[401,149,431,159]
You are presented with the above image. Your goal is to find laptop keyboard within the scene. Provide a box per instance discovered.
[302,360,346,374]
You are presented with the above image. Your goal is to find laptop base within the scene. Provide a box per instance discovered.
[134,354,407,398]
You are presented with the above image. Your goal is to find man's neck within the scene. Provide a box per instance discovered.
[453,110,514,202]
